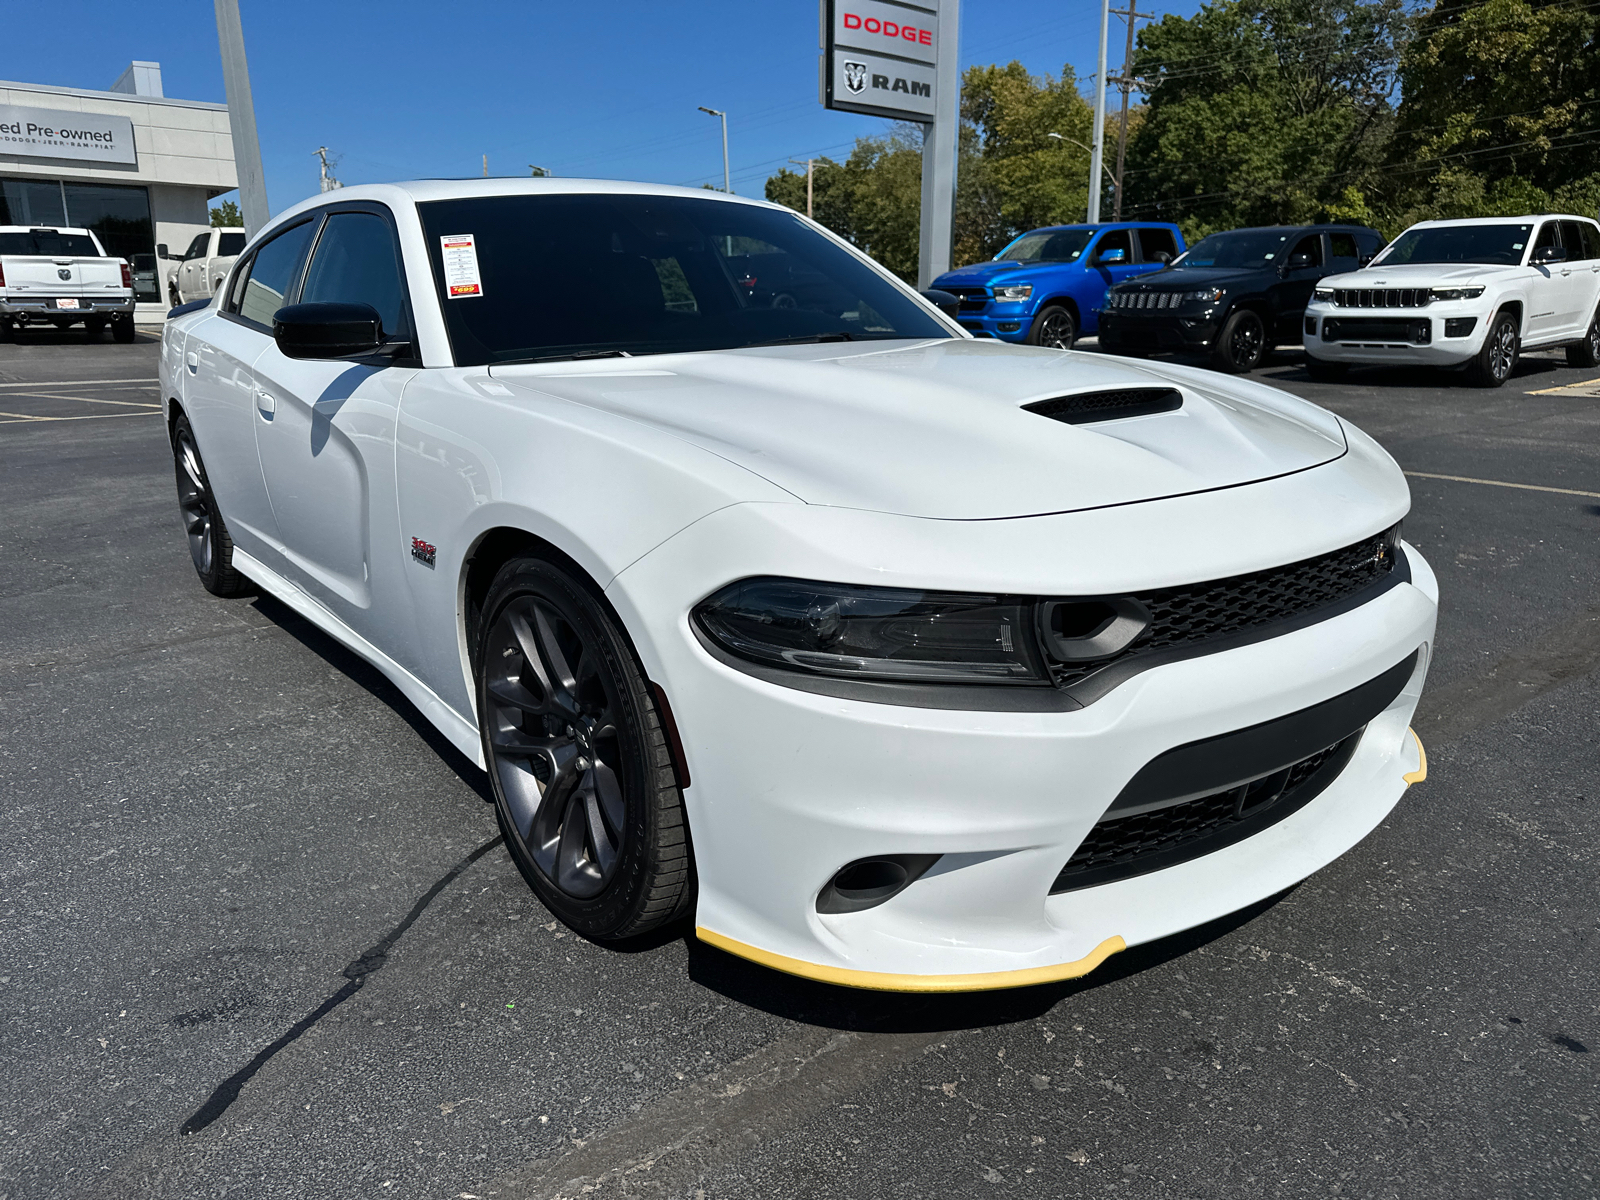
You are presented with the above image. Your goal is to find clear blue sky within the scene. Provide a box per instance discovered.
[1,0,1201,214]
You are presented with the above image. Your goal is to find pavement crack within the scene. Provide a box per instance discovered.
[178,835,501,1135]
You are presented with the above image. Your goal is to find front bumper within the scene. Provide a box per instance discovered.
[955,305,1034,341]
[608,454,1435,990]
[1303,306,1487,366]
[1098,309,1219,353]
[1,295,135,320]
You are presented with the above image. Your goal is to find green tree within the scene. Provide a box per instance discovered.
[209,199,241,227]
[1123,0,1409,237]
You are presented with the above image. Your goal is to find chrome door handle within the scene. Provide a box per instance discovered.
[255,389,276,415]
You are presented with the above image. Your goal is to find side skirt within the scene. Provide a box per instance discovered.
[232,547,485,768]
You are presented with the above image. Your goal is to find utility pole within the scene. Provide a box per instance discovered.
[1088,0,1111,223]
[213,0,269,238]
[1109,6,1154,221]
[314,146,342,193]
[482,154,488,178]
[529,164,551,177]
[788,157,815,219]
[698,107,731,193]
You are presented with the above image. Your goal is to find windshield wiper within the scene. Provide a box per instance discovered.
[744,332,860,347]
[495,349,634,366]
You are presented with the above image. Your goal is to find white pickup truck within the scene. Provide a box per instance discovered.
[1303,213,1600,387]
[165,226,246,307]
[0,225,136,342]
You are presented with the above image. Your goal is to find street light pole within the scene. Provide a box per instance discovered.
[1048,132,1116,195]
[1088,0,1111,223]
[213,0,269,238]
[698,106,730,193]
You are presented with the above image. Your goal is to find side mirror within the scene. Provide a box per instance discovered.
[272,302,383,359]
[1097,247,1127,265]
[1152,250,1172,264]
[1288,251,1314,269]
[1532,245,1567,264]
[157,243,172,260]
[1358,254,1377,266]
[920,288,961,319]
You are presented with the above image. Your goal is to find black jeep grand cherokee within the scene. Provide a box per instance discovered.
[1098,224,1384,373]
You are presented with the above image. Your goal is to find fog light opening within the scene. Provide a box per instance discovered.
[815,853,941,914]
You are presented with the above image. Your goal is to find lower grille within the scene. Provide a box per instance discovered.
[941,286,990,313]
[1323,317,1431,345]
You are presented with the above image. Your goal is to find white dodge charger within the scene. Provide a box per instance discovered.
[159,180,1436,992]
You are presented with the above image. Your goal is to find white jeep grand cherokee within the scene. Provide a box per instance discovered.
[1303,214,1600,386]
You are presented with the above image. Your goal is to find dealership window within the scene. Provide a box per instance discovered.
[0,177,157,298]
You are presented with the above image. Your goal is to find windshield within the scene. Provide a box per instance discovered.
[1174,230,1294,269]
[1373,224,1533,267]
[995,229,1093,263]
[416,193,950,365]
[0,230,100,256]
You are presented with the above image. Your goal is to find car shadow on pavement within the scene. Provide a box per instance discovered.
[1261,350,1569,389]
[246,590,493,804]
[681,887,1296,1033]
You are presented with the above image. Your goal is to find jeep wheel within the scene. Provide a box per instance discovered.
[1467,310,1519,387]
[1026,305,1077,350]
[1566,308,1600,368]
[1211,309,1266,373]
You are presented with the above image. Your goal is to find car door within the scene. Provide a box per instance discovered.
[250,205,419,646]
[1268,232,1325,342]
[182,218,318,559]
[1526,221,1567,340]
[1576,221,1600,333]
[1555,221,1599,337]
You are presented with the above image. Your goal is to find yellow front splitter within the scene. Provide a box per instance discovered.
[695,927,1127,993]
[1403,726,1427,785]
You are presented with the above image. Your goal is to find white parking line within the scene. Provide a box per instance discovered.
[1404,470,1600,500]
[0,377,159,388]
[5,391,162,408]
[0,410,161,425]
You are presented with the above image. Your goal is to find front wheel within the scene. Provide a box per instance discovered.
[1566,308,1600,368]
[1026,305,1077,349]
[172,414,250,596]
[1211,309,1267,373]
[1467,310,1519,387]
[477,558,694,942]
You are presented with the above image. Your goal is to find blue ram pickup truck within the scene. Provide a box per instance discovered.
[931,221,1186,348]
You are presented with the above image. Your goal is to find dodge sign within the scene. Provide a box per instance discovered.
[823,0,940,122]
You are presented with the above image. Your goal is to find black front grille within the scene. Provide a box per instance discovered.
[1025,387,1183,425]
[1107,290,1183,310]
[1050,526,1403,694]
[1323,317,1431,345]
[1051,733,1361,892]
[941,286,990,313]
[1332,288,1431,309]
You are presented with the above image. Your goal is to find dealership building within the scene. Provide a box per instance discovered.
[1,62,236,321]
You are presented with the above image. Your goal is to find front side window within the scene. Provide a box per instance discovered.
[1329,232,1359,261]
[1135,227,1177,263]
[1093,229,1133,262]
[218,232,246,257]
[996,229,1093,263]
[417,193,950,366]
[1374,223,1534,267]
[1289,233,1323,267]
[299,212,408,337]
[233,220,316,328]
[184,233,211,260]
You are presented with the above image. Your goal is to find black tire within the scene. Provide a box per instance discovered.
[1210,308,1267,373]
[112,314,136,343]
[1566,308,1600,368]
[1304,354,1348,381]
[1467,310,1519,388]
[1025,305,1077,349]
[171,414,250,597]
[168,281,181,309]
[477,557,694,942]
[0,318,13,343]
[85,318,107,340]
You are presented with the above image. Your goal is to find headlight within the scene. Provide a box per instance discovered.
[993,284,1033,302]
[1313,287,1334,302]
[693,578,1048,684]
[1183,287,1225,303]
[1430,286,1485,301]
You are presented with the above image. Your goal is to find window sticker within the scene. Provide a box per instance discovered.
[440,233,483,298]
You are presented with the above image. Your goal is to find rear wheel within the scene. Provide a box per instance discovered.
[1566,307,1600,368]
[0,318,13,343]
[1467,310,1519,387]
[1210,309,1266,373]
[85,318,107,340]
[1304,354,1348,381]
[172,414,250,597]
[477,558,694,941]
[1026,305,1077,349]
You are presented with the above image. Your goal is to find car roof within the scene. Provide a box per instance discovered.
[1406,213,1597,228]
[1023,221,1178,233]
[0,225,93,235]
[1199,224,1378,234]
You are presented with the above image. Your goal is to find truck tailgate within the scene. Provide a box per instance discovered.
[2,255,124,296]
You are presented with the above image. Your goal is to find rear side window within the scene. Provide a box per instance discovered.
[1135,227,1177,263]
[218,232,246,257]
[1582,223,1600,262]
[298,212,409,337]
[0,230,100,255]
[1559,221,1595,262]
[232,220,316,328]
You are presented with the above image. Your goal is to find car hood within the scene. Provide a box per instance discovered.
[1123,265,1262,291]
[931,260,1057,286]
[1321,262,1519,288]
[488,339,1347,520]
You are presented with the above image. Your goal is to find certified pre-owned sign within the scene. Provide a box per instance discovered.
[0,103,136,165]
[824,0,940,122]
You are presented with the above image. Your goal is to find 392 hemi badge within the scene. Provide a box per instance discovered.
[410,537,437,567]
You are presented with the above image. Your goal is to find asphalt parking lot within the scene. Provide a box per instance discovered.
[2,328,1596,1200]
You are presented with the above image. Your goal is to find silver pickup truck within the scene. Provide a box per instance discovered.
[0,225,136,342]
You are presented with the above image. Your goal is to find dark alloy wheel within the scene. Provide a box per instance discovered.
[1211,309,1266,373]
[1467,310,1519,387]
[1026,305,1077,349]
[172,415,250,596]
[477,558,693,941]
[1567,308,1600,368]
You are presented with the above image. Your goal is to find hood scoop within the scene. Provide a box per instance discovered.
[1024,387,1183,426]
